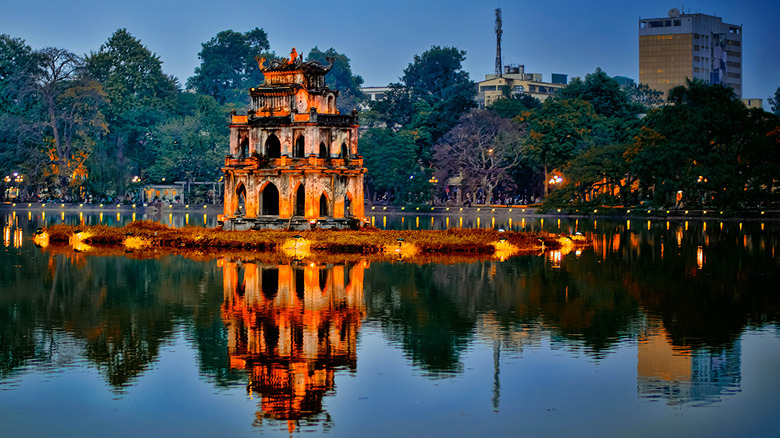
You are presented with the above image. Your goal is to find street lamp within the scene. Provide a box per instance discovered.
[428,176,439,206]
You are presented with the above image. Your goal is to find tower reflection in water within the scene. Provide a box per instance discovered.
[219,258,366,432]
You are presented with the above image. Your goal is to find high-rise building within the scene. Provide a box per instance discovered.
[639,9,742,98]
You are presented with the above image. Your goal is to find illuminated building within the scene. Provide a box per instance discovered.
[639,9,742,98]
[220,258,365,430]
[476,65,567,108]
[220,48,366,230]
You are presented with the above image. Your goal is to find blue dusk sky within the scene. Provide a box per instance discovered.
[2,0,779,106]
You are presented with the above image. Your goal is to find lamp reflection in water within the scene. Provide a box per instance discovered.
[220,259,365,433]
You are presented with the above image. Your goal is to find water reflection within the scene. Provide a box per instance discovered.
[0,212,779,436]
[220,258,364,432]
[638,319,741,406]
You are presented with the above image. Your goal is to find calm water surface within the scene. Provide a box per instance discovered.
[0,210,779,437]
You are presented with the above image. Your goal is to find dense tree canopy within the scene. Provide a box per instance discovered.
[186,28,272,105]
[306,47,364,113]
[433,109,525,205]
[85,29,179,192]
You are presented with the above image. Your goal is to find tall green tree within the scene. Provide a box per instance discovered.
[305,47,364,113]
[186,28,272,105]
[0,35,38,190]
[85,29,178,195]
[146,95,227,190]
[360,128,419,203]
[558,68,636,119]
[371,46,475,151]
[633,79,779,208]
[521,98,602,195]
[769,86,780,116]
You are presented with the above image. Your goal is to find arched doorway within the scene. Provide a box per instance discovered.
[294,134,305,158]
[344,193,353,217]
[235,182,246,216]
[260,183,279,215]
[265,134,281,158]
[319,142,328,159]
[294,184,305,216]
[319,193,329,217]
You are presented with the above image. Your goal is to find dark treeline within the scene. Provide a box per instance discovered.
[0,29,364,204]
[2,30,779,210]
[362,50,780,210]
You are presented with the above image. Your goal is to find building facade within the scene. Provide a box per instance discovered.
[220,49,366,231]
[639,9,742,98]
[476,65,567,108]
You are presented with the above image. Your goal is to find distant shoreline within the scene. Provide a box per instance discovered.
[2,201,777,221]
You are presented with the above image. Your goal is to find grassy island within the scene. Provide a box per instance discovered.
[33,221,590,263]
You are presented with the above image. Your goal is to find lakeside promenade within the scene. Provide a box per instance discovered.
[2,201,778,221]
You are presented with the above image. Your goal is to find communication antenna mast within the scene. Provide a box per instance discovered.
[495,8,503,77]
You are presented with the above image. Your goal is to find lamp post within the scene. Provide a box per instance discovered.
[428,176,439,206]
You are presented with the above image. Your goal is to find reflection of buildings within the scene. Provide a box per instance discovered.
[220,259,365,431]
[637,321,741,405]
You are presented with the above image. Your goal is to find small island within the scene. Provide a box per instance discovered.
[33,221,590,264]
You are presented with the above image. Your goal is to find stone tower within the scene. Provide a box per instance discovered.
[219,48,365,230]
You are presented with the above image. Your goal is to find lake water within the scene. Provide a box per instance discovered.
[1,209,779,437]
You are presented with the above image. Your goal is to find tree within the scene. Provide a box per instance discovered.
[85,29,178,195]
[487,95,540,119]
[632,79,780,208]
[559,143,632,205]
[521,98,601,196]
[147,95,227,191]
[186,28,272,105]
[558,68,635,118]
[306,47,364,113]
[770,86,780,116]
[25,48,107,199]
[0,35,37,191]
[433,110,525,205]
[360,128,419,203]
[371,46,475,144]
[625,83,664,111]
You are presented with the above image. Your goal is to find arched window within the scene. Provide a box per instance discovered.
[294,134,305,158]
[265,134,281,158]
[327,95,335,113]
[295,184,305,216]
[319,193,329,217]
[261,183,279,215]
[340,143,348,159]
[239,134,249,159]
[319,142,328,159]
[235,183,247,216]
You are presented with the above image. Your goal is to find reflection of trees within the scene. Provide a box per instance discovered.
[0,242,225,388]
[364,255,643,374]
[591,221,780,348]
[363,263,475,375]
[220,259,364,432]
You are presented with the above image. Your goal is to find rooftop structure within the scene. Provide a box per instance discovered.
[476,64,567,108]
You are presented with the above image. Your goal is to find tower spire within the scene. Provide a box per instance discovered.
[495,8,503,77]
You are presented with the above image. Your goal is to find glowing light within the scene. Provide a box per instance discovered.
[697,246,705,270]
